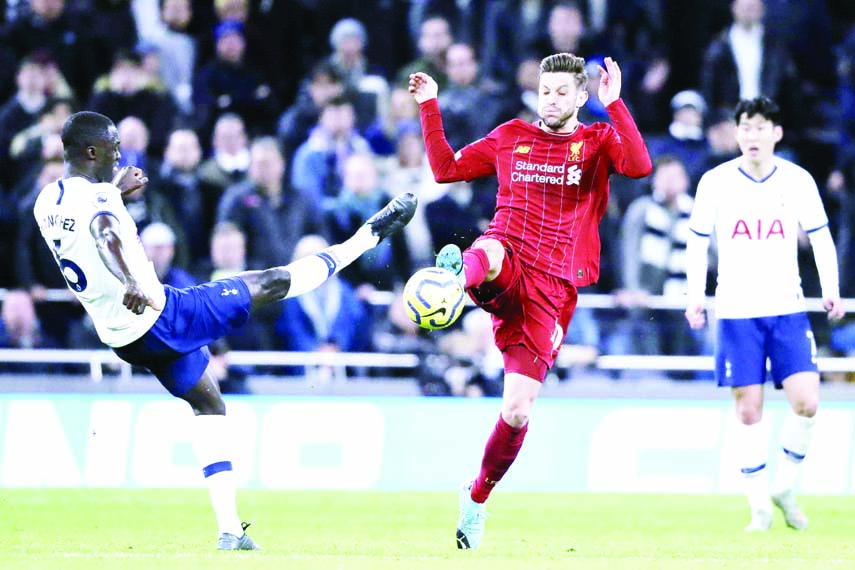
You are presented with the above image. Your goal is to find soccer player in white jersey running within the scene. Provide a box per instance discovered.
[33,111,417,550]
[684,96,845,532]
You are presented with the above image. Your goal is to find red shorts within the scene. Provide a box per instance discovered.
[465,238,578,379]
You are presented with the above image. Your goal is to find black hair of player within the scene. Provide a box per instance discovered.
[61,111,116,157]
[733,96,781,126]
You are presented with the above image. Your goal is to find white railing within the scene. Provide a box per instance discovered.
[4,288,855,311]
[1,291,853,381]
[1,349,854,382]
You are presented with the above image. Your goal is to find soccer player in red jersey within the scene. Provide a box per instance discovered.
[409,53,652,549]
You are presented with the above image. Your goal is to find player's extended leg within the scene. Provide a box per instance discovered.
[437,238,504,287]
[771,371,819,530]
[732,384,773,531]
[457,367,541,550]
[239,192,417,309]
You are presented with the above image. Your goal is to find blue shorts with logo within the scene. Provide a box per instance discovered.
[715,312,818,389]
[112,278,252,396]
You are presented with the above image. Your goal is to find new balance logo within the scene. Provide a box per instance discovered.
[221,288,239,297]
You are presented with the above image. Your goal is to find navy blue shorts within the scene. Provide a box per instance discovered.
[715,313,818,389]
[112,278,252,396]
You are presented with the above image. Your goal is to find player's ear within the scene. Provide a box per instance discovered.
[773,125,783,143]
[86,145,97,160]
[577,89,588,108]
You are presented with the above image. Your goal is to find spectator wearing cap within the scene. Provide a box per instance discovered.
[195,0,267,74]
[645,90,711,189]
[140,222,196,288]
[192,18,278,141]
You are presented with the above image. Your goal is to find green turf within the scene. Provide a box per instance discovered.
[1,489,853,569]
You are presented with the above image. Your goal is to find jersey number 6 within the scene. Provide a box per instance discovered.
[52,243,88,292]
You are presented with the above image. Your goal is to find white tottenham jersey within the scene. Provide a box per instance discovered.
[689,157,828,318]
[33,176,166,347]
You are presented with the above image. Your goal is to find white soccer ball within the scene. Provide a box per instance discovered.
[402,267,466,330]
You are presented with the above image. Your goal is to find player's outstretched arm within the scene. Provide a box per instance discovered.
[411,71,490,183]
[90,214,162,314]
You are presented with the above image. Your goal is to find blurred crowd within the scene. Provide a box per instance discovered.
[2,0,855,390]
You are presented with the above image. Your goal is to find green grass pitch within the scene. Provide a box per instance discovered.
[2,489,854,569]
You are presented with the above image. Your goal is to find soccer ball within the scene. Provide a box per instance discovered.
[402,267,466,330]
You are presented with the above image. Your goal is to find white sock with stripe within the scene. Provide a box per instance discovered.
[284,225,378,299]
[771,411,816,496]
[736,420,772,514]
[192,414,243,537]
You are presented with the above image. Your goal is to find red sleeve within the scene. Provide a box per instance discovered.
[419,98,497,183]
[602,98,653,179]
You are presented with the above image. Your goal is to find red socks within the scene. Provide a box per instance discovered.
[462,248,490,289]
[470,415,528,503]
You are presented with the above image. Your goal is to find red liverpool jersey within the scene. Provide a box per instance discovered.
[420,98,651,285]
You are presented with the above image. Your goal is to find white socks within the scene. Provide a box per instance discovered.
[284,225,379,299]
[771,411,816,496]
[735,420,772,514]
[192,414,243,537]
[736,411,816,512]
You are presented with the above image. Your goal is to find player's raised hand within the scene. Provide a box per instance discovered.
[597,57,622,107]
[408,72,438,104]
[823,297,845,321]
[123,281,162,314]
[684,302,707,330]
[112,166,149,196]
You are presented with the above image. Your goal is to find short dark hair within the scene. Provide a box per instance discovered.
[309,59,344,84]
[734,96,781,126]
[653,154,686,171]
[61,111,115,153]
[323,94,353,110]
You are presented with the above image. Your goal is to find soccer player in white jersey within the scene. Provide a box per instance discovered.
[684,97,845,532]
[34,111,417,550]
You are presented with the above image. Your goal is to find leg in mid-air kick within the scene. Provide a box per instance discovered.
[238,192,417,309]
